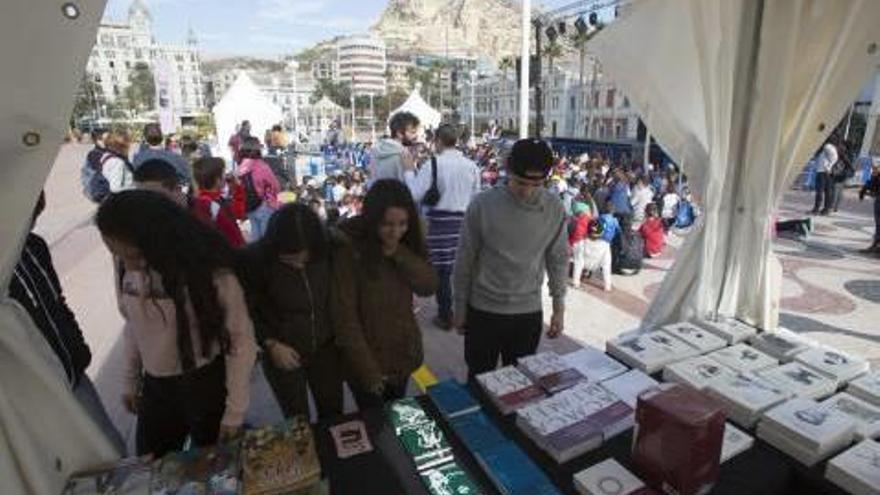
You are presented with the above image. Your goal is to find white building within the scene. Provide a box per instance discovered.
[84,0,204,117]
[337,34,387,96]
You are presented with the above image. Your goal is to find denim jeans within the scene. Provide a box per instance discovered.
[248,203,275,242]
[435,264,453,321]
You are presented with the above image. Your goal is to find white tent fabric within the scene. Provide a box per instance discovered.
[389,84,442,130]
[590,0,880,329]
[213,73,283,160]
[1,1,118,493]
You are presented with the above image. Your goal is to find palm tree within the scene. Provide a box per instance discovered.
[498,56,515,78]
[568,23,604,138]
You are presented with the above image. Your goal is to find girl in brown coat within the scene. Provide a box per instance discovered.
[334,179,438,409]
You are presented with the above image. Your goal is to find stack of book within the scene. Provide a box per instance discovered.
[704,343,778,373]
[387,398,455,471]
[427,379,480,419]
[663,354,738,391]
[476,366,547,415]
[660,322,728,354]
[846,371,880,408]
[601,369,661,408]
[749,328,816,362]
[518,351,586,393]
[720,423,754,464]
[516,382,633,463]
[241,417,321,495]
[607,331,700,374]
[825,438,880,495]
[573,459,648,495]
[705,373,792,427]
[561,345,629,383]
[755,362,838,399]
[757,398,858,466]
[820,392,880,441]
[63,458,153,495]
[794,347,871,384]
[696,317,758,344]
[475,441,562,495]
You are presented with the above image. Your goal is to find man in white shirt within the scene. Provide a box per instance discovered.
[811,142,838,215]
[404,124,480,330]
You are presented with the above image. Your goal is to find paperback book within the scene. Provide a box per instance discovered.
[561,346,629,383]
[705,343,778,373]
[749,328,815,362]
[427,379,481,419]
[600,369,660,408]
[820,392,880,441]
[63,458,153,495]
[758,398,857,464]
[419,460,482,495]
[846,371,880,408]
[474,441,562,495]
[387,399,455,471]
[606,332,700,374]
[756,362,838,399]
[573,458,645,495]
[794,347,870,384]
[660,322,728,354]
[476,366,547,415]
[705,373,792,427]
[695,317,757,344]
[825,438,880,495]
[518,351,586,393]
[720,423,754,464]
[449,410,509,455]
[241,417,321,495]
[663,354,738,391]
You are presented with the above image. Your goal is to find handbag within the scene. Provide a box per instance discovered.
[422,155,441,207]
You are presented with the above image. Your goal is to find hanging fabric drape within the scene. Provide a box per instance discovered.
[590,0,880,329]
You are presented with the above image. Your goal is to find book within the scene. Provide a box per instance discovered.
[756,363,838,399]
[758,398,857,466]
[695,317,757,344]
[820,392,880,441]
[387,399,455,471]
[705,373,792,427]
[573,458,645,495]
[607,332,700,374]
[659,322,727,354]
[663,354,738,391]
[825,439,880,495]
[329,420,373,459]
[150,444,240,495]
[794,347,870,384]
[720,423,754,463]
[476,366,547,415]
[449,410,509,455]
[63,458,153,495]
[241,417,321,495]
[518,351,586,393]
[705,343,778,373]
[427,379,481,419]
[600,369,661,408]
[388,397,432,430]
[474,441,562,495]
[846,371,880,408]
[561,346,629,383]
[419,460,482,495]
[749,329,815,362]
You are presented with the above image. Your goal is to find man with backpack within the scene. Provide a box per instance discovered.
[236,137,280,242]
[81,129,135,203]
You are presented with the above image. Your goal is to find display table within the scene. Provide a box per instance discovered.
[313,390,852,495]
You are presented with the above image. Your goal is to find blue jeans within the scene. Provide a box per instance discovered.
[435,264,453,321]
[248,203,275,242]
[74,375,127,455]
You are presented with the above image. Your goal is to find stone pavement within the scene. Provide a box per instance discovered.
[36,144,880,454]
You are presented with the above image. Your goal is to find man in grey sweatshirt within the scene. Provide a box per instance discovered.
[369,111,419,184]
[452,139,568,379]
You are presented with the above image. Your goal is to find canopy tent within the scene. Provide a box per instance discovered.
[1,1,119,494]
[389,83,442,131]
[213,72,283,160]
[589,0,880,329]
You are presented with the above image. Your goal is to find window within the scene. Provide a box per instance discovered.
[193,76,199,84]
[606,89,616,108]
[113,85,120,96]
[105,50,115,59]
[109,61,115,68]
[117,36,129,48]
[190,54,197,63]
[125,61,131,69]
[100,34,113,46]
[593,91,599,108]
[135,48,143,59]
[175,54,184,62]
[94,74,102,83]
[570,96,576,110]
[623,97,630,108]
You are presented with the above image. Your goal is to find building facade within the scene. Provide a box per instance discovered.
[84,0,204,117]
[337,34,387,96]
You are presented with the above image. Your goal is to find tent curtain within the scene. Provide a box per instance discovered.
[590,0,880,330]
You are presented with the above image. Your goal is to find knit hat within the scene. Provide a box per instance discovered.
[572,202,589,215]
[509,138,554,178]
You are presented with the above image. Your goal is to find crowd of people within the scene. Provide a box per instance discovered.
[13,111,706,462]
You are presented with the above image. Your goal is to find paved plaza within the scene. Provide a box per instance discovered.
[37,144,880,453]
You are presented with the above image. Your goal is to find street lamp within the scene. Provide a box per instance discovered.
[469,69,477,144]
[286,60,299,138]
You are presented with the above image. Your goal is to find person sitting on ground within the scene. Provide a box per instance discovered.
[572,219,612,291]
[614,215,644,275]
[630,176,655,228]
[192,157,247,247]
[640,203,666,258]
[661,182,681,230]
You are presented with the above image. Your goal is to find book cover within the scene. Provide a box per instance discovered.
[608,332,699,373]
[707,373,791,412]
[476,366,546,413]
[241,417,321,495]
[574,458,645,495]
[846,371,880,408]
[427,380,481,419]
[663,355,737,391]
[562,346,629,383]
[706,343,778,373]
[826,439,880,495]
[660,322,727,353]
[757,363,837,399]
[449,410,508,455]
[749,329,814,361]
[519,352,586,393]
[762,398,857,451]
[329,420,373,459]
[419,460,482,495]
[601,370,660,408]
[150,444,240,495]
[387,397,432,432]
[63,458,153,495]
[474,442,560,495]
[820,393,880,440]
[720,423,754,463]
[396,420,455,471]
[695,317,757,344]
[794,347,870,383]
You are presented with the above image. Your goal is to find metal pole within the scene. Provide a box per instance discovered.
[350,94,356,141]
[519,0,531,139]
[534,19,543,138]
[843,103,855,141]
[643,121,651,175]
[470,75,476,143]
[370,93,376,142]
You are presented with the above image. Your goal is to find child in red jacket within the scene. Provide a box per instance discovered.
[640,203,666,258]
[192,157,247,247]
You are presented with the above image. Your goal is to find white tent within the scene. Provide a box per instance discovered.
[389,83,442,131]
[212,72,283,160]
[589,0,880,330]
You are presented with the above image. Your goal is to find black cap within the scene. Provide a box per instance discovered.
[509,138,554,178]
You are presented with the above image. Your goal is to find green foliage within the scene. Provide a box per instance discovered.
[311,78,352,107]
[70,73,102,124]
[123,62,156,113]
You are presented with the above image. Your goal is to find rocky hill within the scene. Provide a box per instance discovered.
[371,0,522,61]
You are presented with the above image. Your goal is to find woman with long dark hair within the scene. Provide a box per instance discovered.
[239,203,343,421]
[334,179,437,408]
[96,190,257,458]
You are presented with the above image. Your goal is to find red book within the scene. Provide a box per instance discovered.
[632,384,725,495]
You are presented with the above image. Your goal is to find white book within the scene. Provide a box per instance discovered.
[601,369,661,409]
[720,422,754,463]
[574,458,645,495]
[706,373,792,427]
[518,351,586,393]
[706,343,779,373]
[757,363,838,400]
[517,383,616,437]
[758,421,826,466]
[660,322,728,354]
[562,346,629,383]
[663,355,738,391]
[696,317,758,344]
[795,347,870,384]
[749,329,815,362]
[821,393,880,441]
[607,331,700,374]
[475,366,545,415]
[826,439,880,495]
[761,398,857,452]
[847,371,880,409]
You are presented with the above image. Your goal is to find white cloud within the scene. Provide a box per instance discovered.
[249,33,310,47]
[253,0,365,32]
